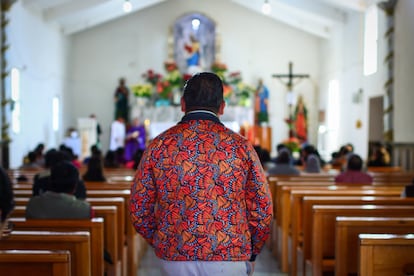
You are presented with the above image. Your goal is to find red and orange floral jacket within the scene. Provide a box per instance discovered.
[130,111,273,261]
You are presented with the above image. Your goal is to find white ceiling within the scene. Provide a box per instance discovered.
[21,0,379,38]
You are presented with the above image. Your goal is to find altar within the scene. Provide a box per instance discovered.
[131,104,254,139]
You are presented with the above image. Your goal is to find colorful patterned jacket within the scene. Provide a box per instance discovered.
[130,111,273,261]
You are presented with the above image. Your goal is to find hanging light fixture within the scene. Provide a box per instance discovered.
[262,0,271,15]
[123,0,132,13]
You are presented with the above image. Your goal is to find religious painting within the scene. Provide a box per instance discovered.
[172,13,216,75]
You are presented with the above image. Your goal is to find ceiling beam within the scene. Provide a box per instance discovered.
[318,0,374,12]
[22,0,72,11]
[43,0,113,22]
[61,0,166,35]
[231,0,342,39]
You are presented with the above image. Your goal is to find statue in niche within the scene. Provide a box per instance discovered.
[173,13,216,75]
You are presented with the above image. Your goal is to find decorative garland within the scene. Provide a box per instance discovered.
[378,0,398,143]
[1,0,16,168]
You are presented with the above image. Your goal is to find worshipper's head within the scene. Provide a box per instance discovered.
[26,151,37,164]
[276,148,291,165]
[182,72,224,114]
[44,148,70,168]
[50,161,79,194]
[305,154,321,173]
[347,154,364,171]
[276,143,289,153]
[90,145,102,158]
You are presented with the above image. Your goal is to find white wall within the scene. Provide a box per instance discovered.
[7,2,69,168]
[394,0,414,142]
[318,5,394,161]
[6,0,413,168]
[67,0,321,155]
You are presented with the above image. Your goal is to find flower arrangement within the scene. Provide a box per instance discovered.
[282,136,301,153]
[211,61,228,80]
[164,61,185,89]
[131,83,153,98]
[132,60,254,106]
[142,69,162,86]
[212,64,255,106]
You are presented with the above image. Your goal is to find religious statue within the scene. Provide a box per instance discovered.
[184,34,202,75]
[272,62,310,140]
[114,78,130,123]
[293,95,308,143]
[255,79,269,125]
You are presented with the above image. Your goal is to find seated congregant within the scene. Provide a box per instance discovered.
[304,153,321,173]
[82,155,106,182]
[367,142,391,167]
[267,148,300,176]
[335,154,373,184]
[26,161,93,219]
[0,165,14,238]
[33,149,87,199]
[19,151,43,170]
[401,178,414,197]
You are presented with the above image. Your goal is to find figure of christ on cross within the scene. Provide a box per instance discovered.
[272,61,310,141]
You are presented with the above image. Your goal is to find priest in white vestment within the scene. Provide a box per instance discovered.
[109,117,126,151]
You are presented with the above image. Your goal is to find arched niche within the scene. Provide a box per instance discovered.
[171,13,217,74]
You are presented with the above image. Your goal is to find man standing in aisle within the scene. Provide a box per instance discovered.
[130,72,273,275]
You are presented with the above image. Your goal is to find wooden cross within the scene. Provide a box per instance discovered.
[272,61,309,91]
[272,61,310,138]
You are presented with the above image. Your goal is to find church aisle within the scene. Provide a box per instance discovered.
[137,244,287,276]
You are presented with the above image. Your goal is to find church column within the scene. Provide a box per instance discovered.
[378,0,398,144]
[1,0,15,169]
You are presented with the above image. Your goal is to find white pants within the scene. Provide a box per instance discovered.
[159,259,253,276]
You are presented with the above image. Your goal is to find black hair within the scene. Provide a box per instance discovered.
[182,72,224,113]
[276,149,291,164]
[83,156,106,182]
[50,161,79,194]
[347,154,363,171]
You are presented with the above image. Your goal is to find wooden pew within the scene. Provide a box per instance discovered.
[335,217,414,276]
[13,195,127,276]
[0,250,71,276]
[359,234,414,276]
[86,189,146,276]
[0,230,91,276]
[10,205,120,276]
[8,217,104,276]
[278,184,403,273]
[308,205,414,276]
[93,206,120,276]
[290,192,407,275]
[300,197,414,275]
[271,181,334,269]
[84,181,132,190]
[12,188,141,276]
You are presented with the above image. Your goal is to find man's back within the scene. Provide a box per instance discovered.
[130,72,273,275]
[131,113,272,261]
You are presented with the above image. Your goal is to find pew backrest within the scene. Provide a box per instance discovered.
[335,217,414,276]
[359,233,414,276]
[0,249,71,276]
[8,217,104,276]
[0,230,91,276]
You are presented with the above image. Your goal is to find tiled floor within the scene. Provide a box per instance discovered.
[138,245,288,276]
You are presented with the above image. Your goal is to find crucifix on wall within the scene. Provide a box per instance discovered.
[272,61,310,141]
